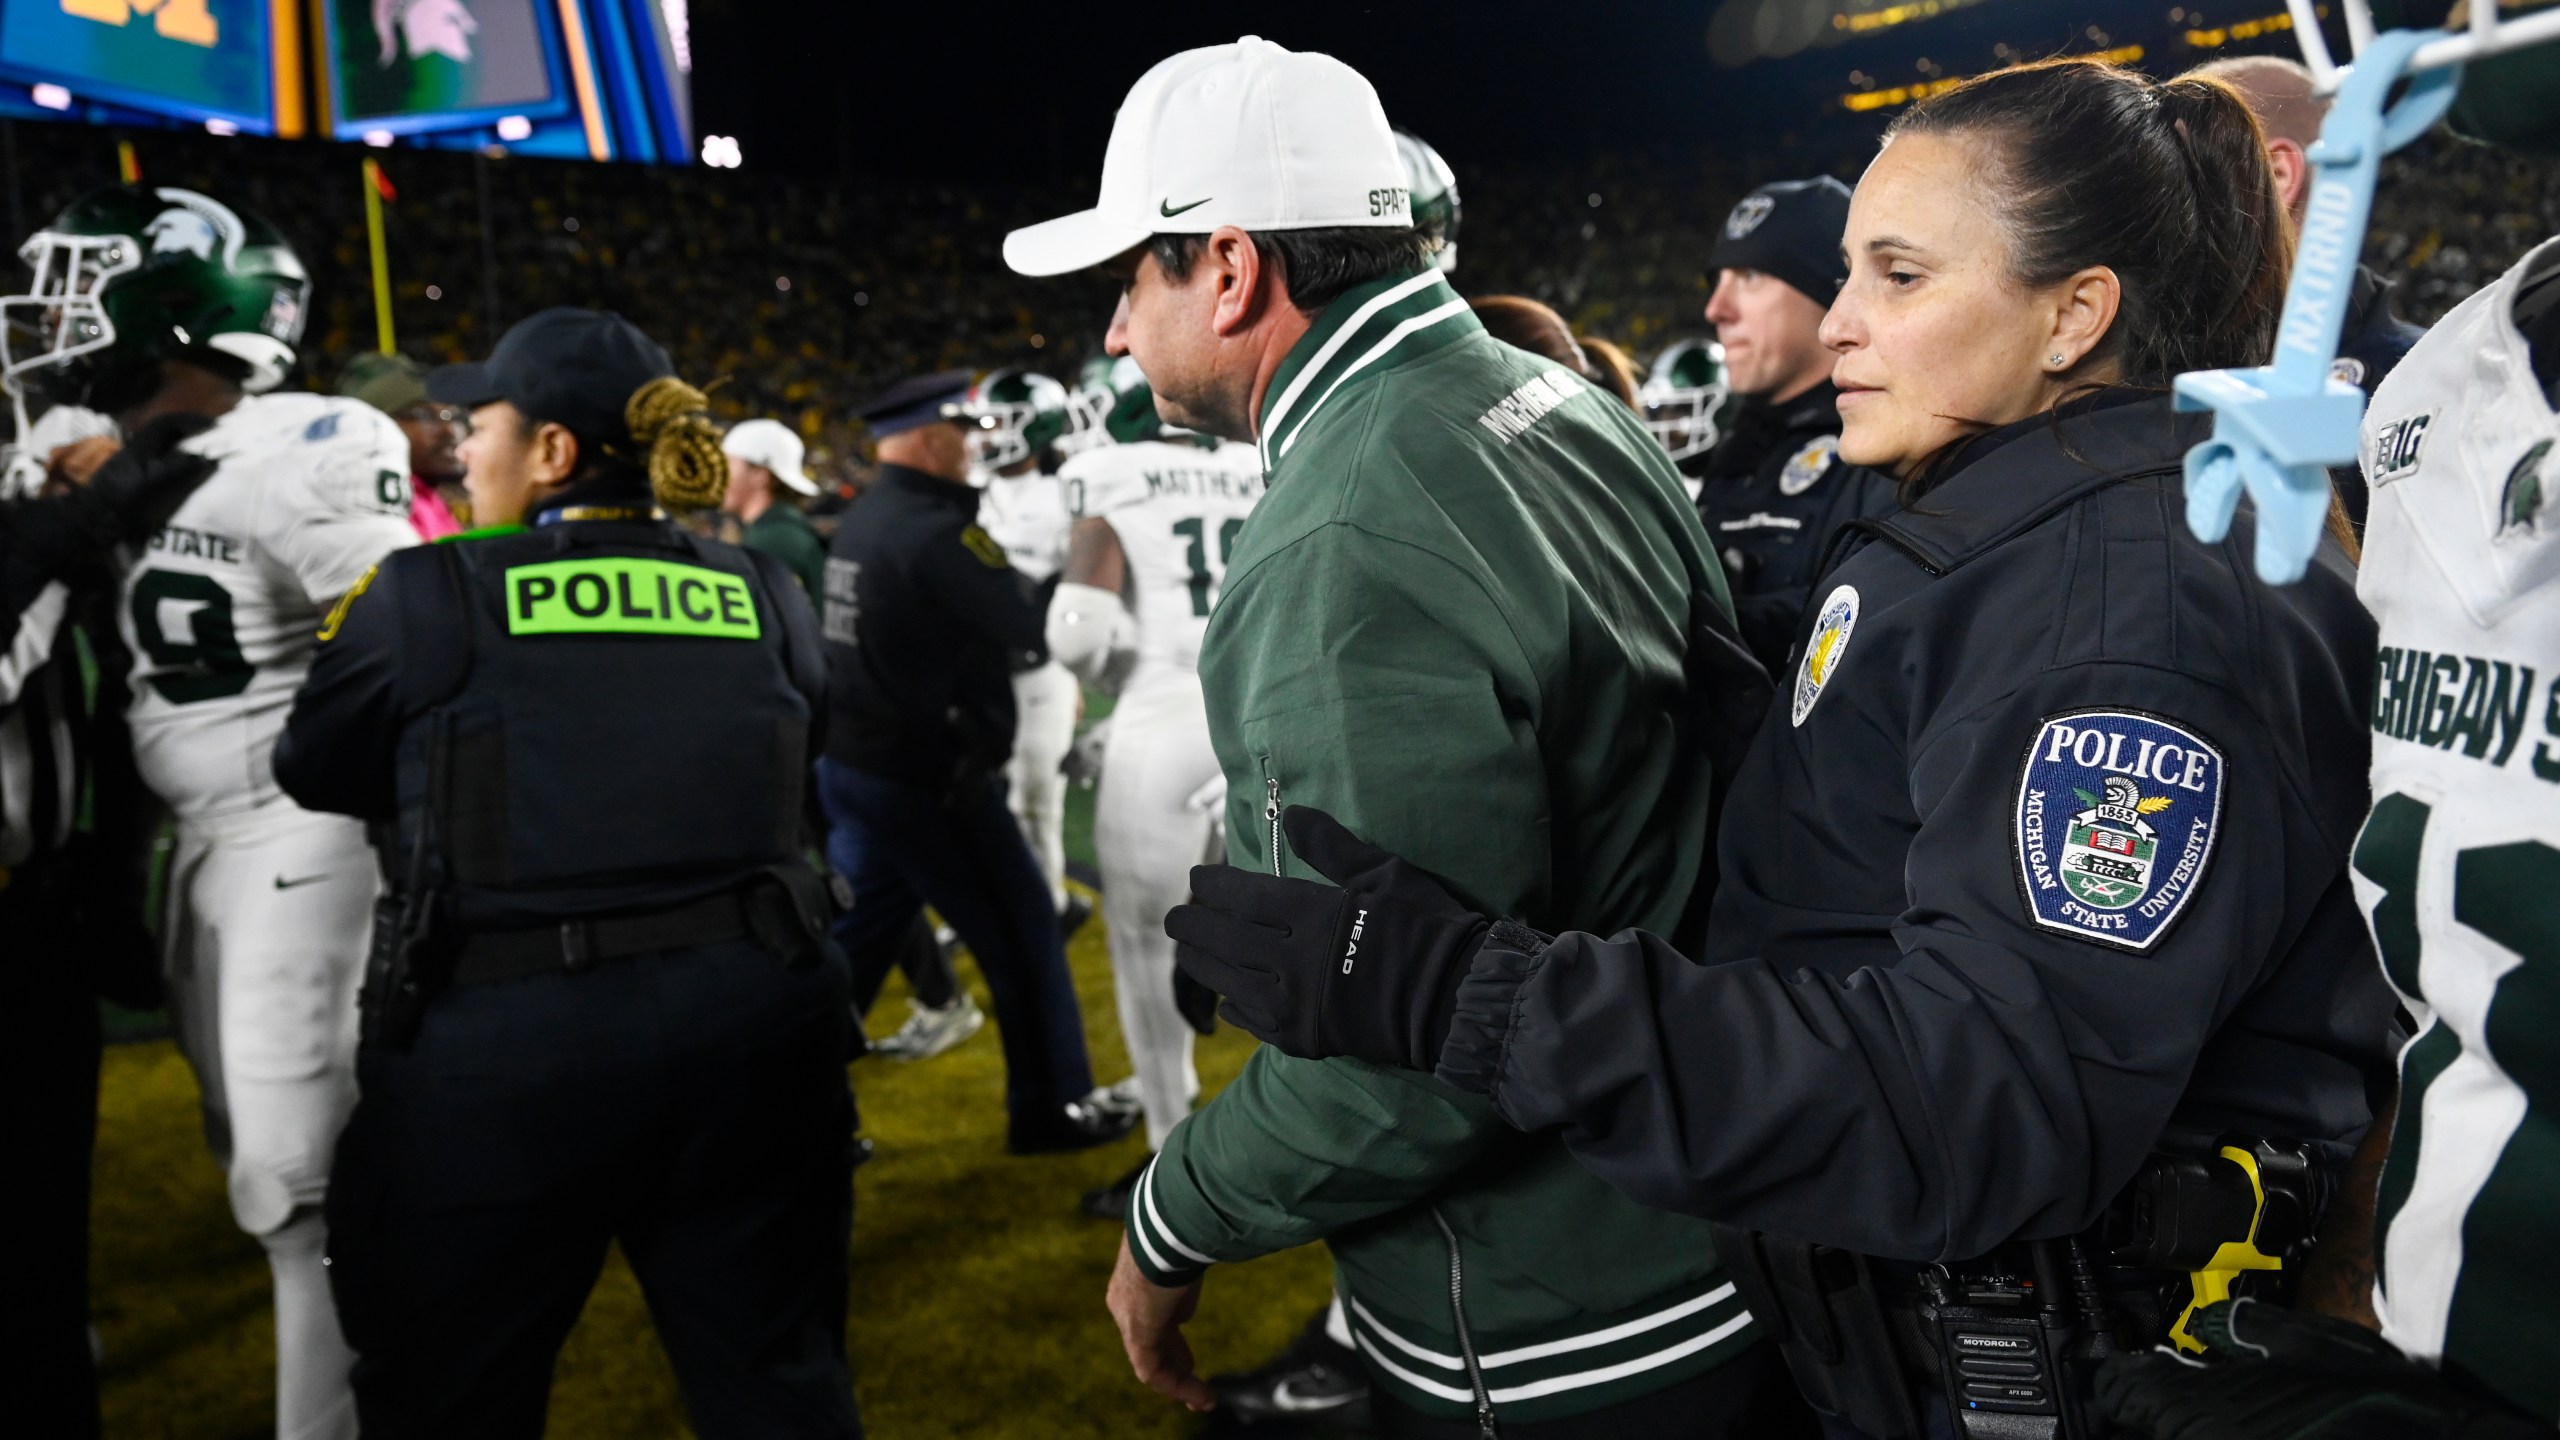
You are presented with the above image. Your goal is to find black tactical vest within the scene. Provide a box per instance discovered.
[393,521,808,929]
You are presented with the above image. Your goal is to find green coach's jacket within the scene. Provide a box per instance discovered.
[1124,269,1759,1425]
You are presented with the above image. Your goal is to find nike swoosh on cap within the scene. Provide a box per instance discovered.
[1159,197,1212,218]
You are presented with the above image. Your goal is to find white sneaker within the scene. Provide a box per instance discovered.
[874,994,984,1061]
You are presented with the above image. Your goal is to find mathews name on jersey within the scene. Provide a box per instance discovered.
[2353,235,2560,1421]
[120,393,415,819]
[1057,435,1264,671]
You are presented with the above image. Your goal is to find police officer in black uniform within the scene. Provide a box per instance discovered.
[1165,61,2406,1440]
[1686,177,1899,675]
[273,309,858,1438]
[818,372,1130,1153]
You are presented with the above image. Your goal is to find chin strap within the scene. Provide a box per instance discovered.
[2174,26,2457,584]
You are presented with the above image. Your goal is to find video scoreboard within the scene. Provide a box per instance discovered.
[0,0,695,164]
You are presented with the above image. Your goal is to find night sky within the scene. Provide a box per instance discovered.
[688,0,1758,182]
[683,0,2325,185]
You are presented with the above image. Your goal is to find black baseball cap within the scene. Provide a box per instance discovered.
[429,307,673,445]
[1706,177,1854,306]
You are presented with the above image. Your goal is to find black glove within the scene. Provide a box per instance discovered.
[1165,805,1491,1070]
[1171,962,1220,1037]
[2097,1299,2554,1440]
[14,413,217,577]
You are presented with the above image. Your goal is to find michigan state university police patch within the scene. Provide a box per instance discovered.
[2013,710,2224,951]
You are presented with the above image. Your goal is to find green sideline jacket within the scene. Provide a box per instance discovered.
[1123,269,1759,1425]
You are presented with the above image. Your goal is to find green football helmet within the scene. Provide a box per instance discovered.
[1641,338,1737,462]
[1395,128,1461,275]
[3,185,309,434]
[954,367,1070,471]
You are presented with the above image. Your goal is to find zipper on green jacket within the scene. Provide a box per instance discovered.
[1262,765,1283,879]
[1430,1206,1499,1438]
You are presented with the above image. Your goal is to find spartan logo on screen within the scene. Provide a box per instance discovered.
[334,0,549,120]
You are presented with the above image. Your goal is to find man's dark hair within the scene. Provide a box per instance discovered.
[1149,227,1435,314]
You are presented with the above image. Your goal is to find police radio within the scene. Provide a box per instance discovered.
[1919,1135,2326,1440]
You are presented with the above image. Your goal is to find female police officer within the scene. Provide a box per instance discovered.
[273,308,857,1438]
[1167,60,2402,1438]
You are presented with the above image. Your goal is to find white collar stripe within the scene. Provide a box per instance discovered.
[1257,269,1445,466]
[1275,298,1474,459]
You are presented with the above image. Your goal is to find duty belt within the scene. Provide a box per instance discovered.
[448,891,754,985]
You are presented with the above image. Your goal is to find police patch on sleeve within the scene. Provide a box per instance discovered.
[2013,710,2224,951]
[1791,583,1857,727]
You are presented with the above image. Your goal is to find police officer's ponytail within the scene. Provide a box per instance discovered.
[1889,59,2291,382]
[626,376,727,512]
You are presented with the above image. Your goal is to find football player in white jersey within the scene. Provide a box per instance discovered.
[962,368,1086,929]
[3,186,414,1440]
[2345,238,2560,1429]
[1048,363,1262,1218]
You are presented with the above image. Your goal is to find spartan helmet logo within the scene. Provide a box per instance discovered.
[1724,194,1776,240]
[144,209,219,261]
[373,0,478,65]
[2103,775,2142,809]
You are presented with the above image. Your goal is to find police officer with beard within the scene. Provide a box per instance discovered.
[273,308,858,1438]
[1686,178,1898,675]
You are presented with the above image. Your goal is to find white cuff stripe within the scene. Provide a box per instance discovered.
[1135,1158,1218,1269]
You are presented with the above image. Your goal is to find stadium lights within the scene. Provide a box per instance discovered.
[497,115,533,142]
[31,84,70,111]
[662,0,693,73]
[701,134,743,168]
[205,118,239,136]
[363,129,394,147]
[1841,43,2146,110]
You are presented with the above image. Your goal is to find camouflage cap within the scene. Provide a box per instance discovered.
[338,350,430,415]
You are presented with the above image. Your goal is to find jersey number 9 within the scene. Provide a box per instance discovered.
[130,569,254,704]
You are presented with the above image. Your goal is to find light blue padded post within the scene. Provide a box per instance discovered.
[2176,27,2459,583]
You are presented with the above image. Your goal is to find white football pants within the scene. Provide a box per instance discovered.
[1008,660,1078,913]
[164,799,372,1440]
[1094,667,1217,1149]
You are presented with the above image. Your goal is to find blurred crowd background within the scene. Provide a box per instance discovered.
[11,120,2551,491]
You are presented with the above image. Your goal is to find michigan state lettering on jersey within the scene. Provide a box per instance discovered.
[2369,647,2553,779]
[505,558,760,639]
[2013,710,2224,950]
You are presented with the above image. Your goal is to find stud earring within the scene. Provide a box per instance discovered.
[2049,353,2064,367]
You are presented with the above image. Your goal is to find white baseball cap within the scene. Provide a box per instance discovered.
[1003,36,1410,278]
[722,418,819,496]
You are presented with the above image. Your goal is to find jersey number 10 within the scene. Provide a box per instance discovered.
[1173,516,1245,618]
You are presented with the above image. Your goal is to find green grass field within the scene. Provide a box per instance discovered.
[92,766,1337,1438]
